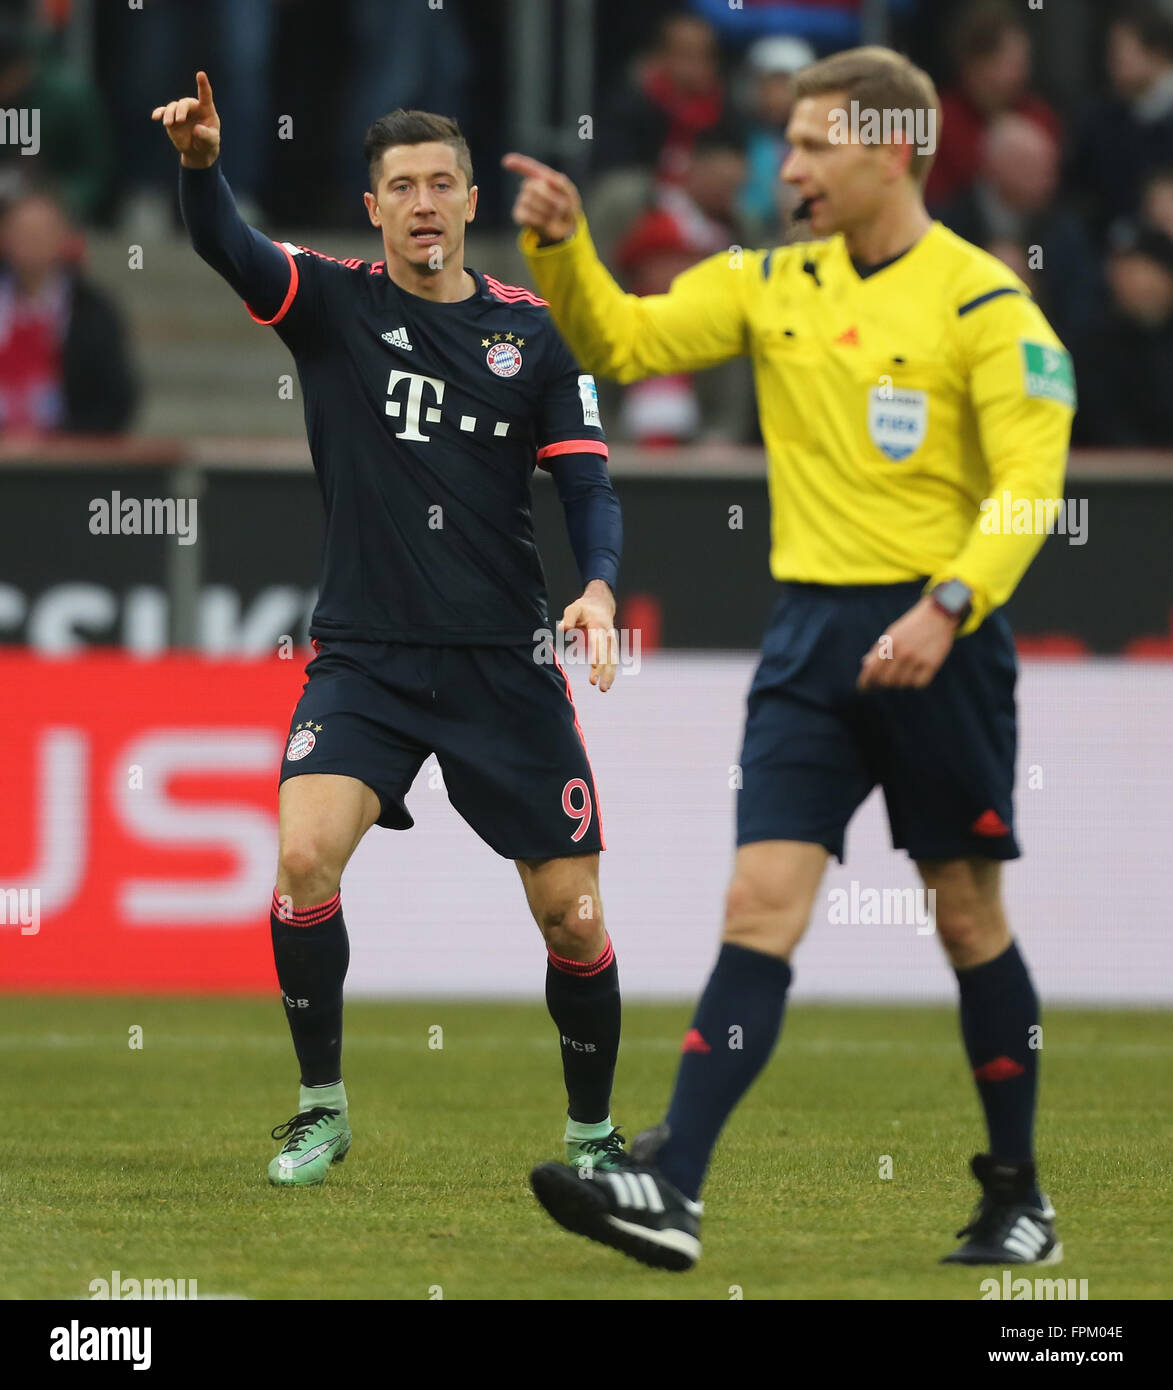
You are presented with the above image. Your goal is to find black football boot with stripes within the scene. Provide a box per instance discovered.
[530,1124,702,1272]
[942,1153,1062,1265]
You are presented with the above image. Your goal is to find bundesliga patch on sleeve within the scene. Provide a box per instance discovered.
[578,374,601,428]
[1020,341,1076,407]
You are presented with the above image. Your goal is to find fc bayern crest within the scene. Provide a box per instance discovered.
[286,727,316,761]
[486,341,523,377]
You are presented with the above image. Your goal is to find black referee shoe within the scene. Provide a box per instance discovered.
[530,1125,702,1272]
[942,1153,1062,1266]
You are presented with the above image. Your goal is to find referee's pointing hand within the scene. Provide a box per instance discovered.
[502,153,582,245]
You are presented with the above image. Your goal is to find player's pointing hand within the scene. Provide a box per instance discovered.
[152,70,221,169]
[502,153,582,245]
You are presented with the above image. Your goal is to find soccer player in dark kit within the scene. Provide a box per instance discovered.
[154,73,625,1186]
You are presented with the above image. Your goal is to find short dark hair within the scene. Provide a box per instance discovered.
[1114,0,1173,61]
[0,169,67,223]
[0,15,34,71]
[950,0,1026,69]
[656,11,714,48]
[1121,225,1173,275]
[363,109,474,191]
[690,124,746,161]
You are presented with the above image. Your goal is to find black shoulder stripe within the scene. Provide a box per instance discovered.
[762,249,774,280]
[958,286,1023,317]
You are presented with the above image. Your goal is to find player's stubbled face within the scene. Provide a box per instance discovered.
[365,142,476,271]
[782,92,891,236]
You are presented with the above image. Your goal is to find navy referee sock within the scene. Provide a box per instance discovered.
[956,940,1040,1174]
[658,943,792,1201]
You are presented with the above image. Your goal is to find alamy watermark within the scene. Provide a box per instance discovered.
[979,492,1087,545]
[982,1272,1089,1300]
[50,1322,151,1371]
[89,1271,197,1300]
[0,107,40,156]
[0,886,39,935]
[828,101,937,158]
[88,493,198,546]
[533,625,641,676]
[827,880,935,934]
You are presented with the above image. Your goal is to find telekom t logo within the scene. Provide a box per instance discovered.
[385,370,446,441]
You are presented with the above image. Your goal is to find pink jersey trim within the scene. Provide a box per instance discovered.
[246,241,299,326]
[536,439,609,465]
[552,653,606,850]
[483,272,547,307]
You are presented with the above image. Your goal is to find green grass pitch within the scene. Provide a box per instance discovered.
[1,998,1168,1300]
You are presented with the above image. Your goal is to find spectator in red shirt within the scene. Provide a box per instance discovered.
[594,13,728,187]
[0,185,137,436]
[926,0,1062,211]
[616,130,747,289]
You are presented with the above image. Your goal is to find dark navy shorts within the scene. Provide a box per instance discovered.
[279,640,604,860]
[737,580,1021,863]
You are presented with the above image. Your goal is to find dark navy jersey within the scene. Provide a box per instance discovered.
[247,242,609,644]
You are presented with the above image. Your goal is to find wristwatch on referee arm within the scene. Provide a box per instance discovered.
[928,578,974,627]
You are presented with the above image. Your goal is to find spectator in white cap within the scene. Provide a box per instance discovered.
[738,35,816,240]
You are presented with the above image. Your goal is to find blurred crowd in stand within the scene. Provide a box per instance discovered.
[1,0,1172,448]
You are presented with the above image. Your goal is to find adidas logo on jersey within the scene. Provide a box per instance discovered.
[382,327,413,351]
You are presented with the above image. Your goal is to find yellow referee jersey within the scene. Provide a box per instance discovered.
[520,219,1076,633]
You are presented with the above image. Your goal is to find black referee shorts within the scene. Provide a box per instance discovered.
[737,580,1021,863]
[279,639,604,860]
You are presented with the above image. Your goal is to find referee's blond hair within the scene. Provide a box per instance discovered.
[792,47,942,187]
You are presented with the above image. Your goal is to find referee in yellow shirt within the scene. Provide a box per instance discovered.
[507,46,1075,1272]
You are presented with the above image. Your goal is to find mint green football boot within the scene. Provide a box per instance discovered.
[267,1107,351,1187]
[566,1126,627,1172]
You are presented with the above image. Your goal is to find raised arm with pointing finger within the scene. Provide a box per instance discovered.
[504,142,1074,642]
[156,71,292,325]
[502,152,753,384]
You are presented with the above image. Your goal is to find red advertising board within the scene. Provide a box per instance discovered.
[0,654,304,991]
